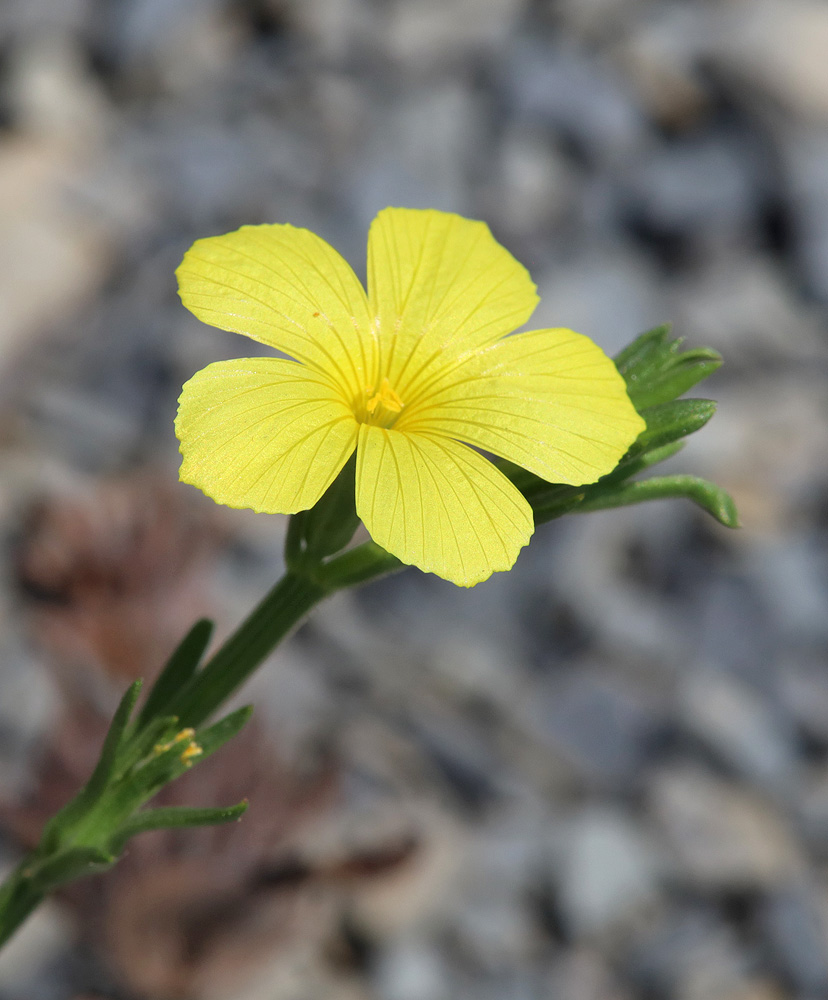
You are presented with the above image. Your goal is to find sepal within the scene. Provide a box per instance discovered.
[615,323,722,410]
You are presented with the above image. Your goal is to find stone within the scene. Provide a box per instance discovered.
[627,907,757,1000]
[677,671,797,788]
[545,947,632,1000]
[6,33,112,149]
[673,256,828,363]
[619,135,760,242]
[618,4,712,127]
[371,937,450,1000]
[532,671,661,788]
[505,39,648,165]
[778,664,828,748]
[348,84,480,227]
[648,767,804,889]
[556,807,660,936]
[383,0,522,69]
[284,0,375,60]
[533,247,665,358]
[784,129,828,302]
[760,886,828,994]
[486,127,576,238]
[0,139,111,371]
[712,0,828,122]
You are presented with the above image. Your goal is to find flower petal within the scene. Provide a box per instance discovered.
[366,208,538,399]
[355,425,533,586]
[398,328,646,486]
[176,225,374,398]
[176,358,358,514]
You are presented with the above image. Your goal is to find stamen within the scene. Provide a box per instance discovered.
[366,377,403,415]
[363,377,405,427]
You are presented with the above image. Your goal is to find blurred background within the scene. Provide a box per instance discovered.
[1,0,827,997]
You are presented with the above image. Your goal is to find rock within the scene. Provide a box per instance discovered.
[284,0,377,60]
[486,127,577,238]
[784,128,828,302]
[348,84,480,226]
[627,907,757,1000]
[532,671,661,788]
[760,886,828,994]
[371,937,450,1000]
[545,947,632,1000]
[555,0,646,42]
[673,256,828,363]
[797,768,828,854]
[0,641,57,798]
[676,374,828,534]
[778,664,828,748]
[712,0,828,122]
[617,5,712,127]
[114,0,245,94]
[556,807,660,936]
[0,139,111,371]
[383,0,522,69]
[6,33,112,149]
[452,895,536,969]
[649,767,804,889]
[0,0,92,37]
[619,134,760,245]
[506,39,648,165]
[747,536,828,644]
[533,247,665,358]
[677,671,797,789]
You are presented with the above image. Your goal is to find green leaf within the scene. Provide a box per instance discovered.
[109,801,248,853]
[630,399,717,455]
[40,680,142,852]
[195,705,254,759]
[115,714,182,776]
[601,440,685,484]
[576,474,740,527]
[615,324,722,410]
[137,618,214,729]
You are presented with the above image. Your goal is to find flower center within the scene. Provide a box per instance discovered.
[361,377,404,428]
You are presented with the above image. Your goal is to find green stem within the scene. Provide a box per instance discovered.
[0,863,45,950]
[166,541,404,729]
[168,571,327,728]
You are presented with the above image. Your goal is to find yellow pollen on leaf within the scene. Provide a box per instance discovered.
[154,728,196,754]
[179,741,203,766]
[363,376,404,428]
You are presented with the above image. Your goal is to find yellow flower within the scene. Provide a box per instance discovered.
[175,208,645,586]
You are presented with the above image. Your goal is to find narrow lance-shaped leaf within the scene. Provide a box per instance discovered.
[576,475,740,528]
[137,618,214,729]
[629,399,717,456]
[600,440,685,485]
[115,714,182,776]
[615,324,722,410]
[196,705,255,759]
[40,680,142,852]
[109,802,248,854]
